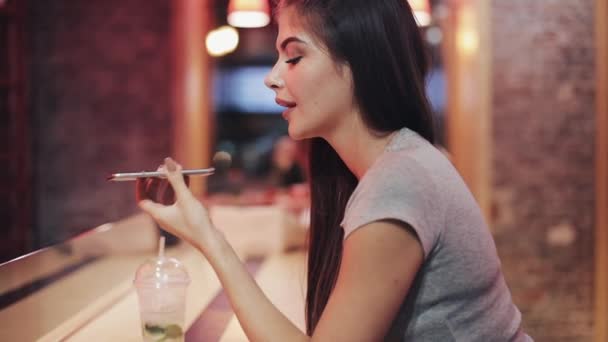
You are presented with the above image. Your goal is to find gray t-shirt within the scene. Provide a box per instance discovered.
[341,128,532,342]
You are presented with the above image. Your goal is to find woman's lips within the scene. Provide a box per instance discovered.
[275,98,297,120]
[275,98,296,108]
[282,107,294,120]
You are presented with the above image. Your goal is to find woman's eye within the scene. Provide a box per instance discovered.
[285,56,303,65]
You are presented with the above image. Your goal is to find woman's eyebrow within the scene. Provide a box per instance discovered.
[279,36,306,51]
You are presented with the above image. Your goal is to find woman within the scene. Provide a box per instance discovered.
[138,0,532,340]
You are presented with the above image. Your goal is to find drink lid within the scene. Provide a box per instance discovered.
[134,256,191,288]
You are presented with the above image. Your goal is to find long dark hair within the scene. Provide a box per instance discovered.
[275,0,435,335]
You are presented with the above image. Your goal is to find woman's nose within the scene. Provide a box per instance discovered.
[264,65,283,90]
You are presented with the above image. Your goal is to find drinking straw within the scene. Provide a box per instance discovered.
[158,236,166,259]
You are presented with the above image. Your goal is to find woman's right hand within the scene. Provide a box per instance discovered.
[136,157,222,254]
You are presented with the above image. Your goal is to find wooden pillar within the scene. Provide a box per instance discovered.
[595,0,608,340]
[171,0,214,196]
[443,0,492,221]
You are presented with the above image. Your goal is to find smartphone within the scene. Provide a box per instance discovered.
[107,168,214,181]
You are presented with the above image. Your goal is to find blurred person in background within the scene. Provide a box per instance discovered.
[137,0,531,340]
[258,135,306,189]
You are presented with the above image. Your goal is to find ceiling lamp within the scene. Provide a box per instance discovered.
[227,0,271,28]
[409,0,431,27]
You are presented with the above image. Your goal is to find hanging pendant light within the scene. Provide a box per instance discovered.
[409,0,431,27]
[227,0,270,28]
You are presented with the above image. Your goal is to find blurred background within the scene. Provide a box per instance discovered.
[0,0,605,340]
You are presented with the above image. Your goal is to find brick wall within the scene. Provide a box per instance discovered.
[491,1,596,340]
[28,0,171,247]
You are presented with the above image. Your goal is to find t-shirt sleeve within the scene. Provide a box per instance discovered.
[340,155,442,259]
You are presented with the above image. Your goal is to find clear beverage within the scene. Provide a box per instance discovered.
[137,286,187,341]
[134,256,190,342]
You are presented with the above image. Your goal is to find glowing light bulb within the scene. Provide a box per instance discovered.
[206,26,240,57]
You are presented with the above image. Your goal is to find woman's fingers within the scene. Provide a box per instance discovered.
[136,158,193,205]
[146,178,161,200]
[138,199,167,220]
[135,178,147,202]
[158,180,173,205]
[136,158,211,251]
[163,157,193,201]
[136,177,160,202]
[138,200,184,238]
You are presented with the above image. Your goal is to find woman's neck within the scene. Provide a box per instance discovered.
[326,119,397,180]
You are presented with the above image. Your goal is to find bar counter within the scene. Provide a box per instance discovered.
[0,205,308,341]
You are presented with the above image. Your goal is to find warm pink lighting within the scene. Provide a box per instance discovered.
[227,0,270,28]
[409,0,431,26]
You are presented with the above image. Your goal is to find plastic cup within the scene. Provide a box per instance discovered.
[134,256,190,342]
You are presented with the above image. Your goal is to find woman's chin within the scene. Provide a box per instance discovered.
[287,124,312,141]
